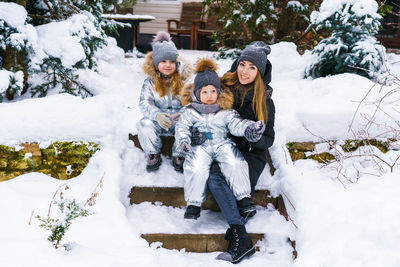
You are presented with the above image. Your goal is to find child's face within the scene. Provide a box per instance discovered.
[158,60,176,76]
[199,85,218,105]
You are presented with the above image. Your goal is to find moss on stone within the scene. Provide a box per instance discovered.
[286,142,297,150]
[307,152,336,163]
[341,139,389,153]
[287,139,395,164]
[0,141,99,182]
[290,151,306,161]
[0,145,13,158]
[0,158,7,168]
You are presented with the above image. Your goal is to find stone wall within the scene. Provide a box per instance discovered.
[0,142,99,181]
[287,139,396,163]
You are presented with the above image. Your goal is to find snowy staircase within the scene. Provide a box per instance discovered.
[129,187,292,252]
[128,134,296,257]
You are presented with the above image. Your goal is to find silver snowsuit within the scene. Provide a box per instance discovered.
[136,52,193,157]
[136,78,183,156]
[175,107,253,206]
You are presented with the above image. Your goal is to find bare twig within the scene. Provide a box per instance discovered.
[84,172,105,207]
[48,184,68,217]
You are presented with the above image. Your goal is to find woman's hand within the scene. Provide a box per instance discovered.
[244,120,265,142]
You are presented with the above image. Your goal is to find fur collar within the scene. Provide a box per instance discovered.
[142,52,193,82]
[180,83,234,110]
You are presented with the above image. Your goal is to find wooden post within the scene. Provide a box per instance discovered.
[17,0,26,7]
[2,0,28,99]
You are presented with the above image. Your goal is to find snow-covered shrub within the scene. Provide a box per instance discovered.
[305,0,386,79]
[276,0,323,51]
[36,196,92,249]
[203,0,321,56]
[0,70,24,102]
[28,13,106,98]
[203,0,277,51]
[36,177,103,249]
[0,1,125,101]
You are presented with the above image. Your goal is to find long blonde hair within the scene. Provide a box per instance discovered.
[222,71,267,123]
[154,70,183,98]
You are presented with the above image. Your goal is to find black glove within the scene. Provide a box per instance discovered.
[190,126,206,146]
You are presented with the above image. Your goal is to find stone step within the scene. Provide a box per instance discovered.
[127,202,296,254]
[129,186,287,212]
[141,233,265,252]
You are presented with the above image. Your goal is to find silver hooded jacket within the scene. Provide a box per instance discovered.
[136,52,193,155]
[175,107,252,146]
[139,52,193,120]
[175,84,253,206]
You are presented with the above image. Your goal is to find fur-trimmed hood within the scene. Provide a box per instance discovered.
[142,52,193,82]
[180,83,234,110]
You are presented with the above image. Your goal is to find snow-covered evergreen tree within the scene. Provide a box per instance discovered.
[0,0,125,102]
[203,0,278,52]
[203,0,322,58]
[305,0,386,79]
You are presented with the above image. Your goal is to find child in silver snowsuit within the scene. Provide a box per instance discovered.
[175,58,265,219]
[136,31,193,172]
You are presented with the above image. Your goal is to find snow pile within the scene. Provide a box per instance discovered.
[0,69,12,93]
[35,17,86,68]
[0,2,27,28]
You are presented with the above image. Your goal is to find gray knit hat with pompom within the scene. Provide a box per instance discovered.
[194,58,221,101]
[238,41,271,75]
[152,31,178,70]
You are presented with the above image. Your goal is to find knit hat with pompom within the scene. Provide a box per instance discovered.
[238,41,271,75]
[194,58,221,101]
[152,31,178,70]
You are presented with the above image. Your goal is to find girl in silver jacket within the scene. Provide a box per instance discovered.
[136,31,193,172]
[175,59,265,219]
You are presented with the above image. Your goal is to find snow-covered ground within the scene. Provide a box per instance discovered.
[2,14,400,267]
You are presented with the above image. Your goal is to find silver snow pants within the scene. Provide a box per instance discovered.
[184,140,251,206]
[136,117,183,157]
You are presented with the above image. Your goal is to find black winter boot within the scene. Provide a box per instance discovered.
[237,197,257,219]
[172,156,185,173]
[227,224,255,264]
[184,205,201,219]
[146,153,162,171]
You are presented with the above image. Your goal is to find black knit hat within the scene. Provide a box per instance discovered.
[237,41,271,75]
[194,58,221,101]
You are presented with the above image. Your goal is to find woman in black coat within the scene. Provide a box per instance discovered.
[190,42,275,263]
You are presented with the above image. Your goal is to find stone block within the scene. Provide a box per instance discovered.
[129,187,274,211]
[140,233,266,252]
[290,151,306,161]
[291,142,315,151]
[22,143,41,157]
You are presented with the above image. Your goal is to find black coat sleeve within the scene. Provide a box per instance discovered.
[248,98,275,150]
